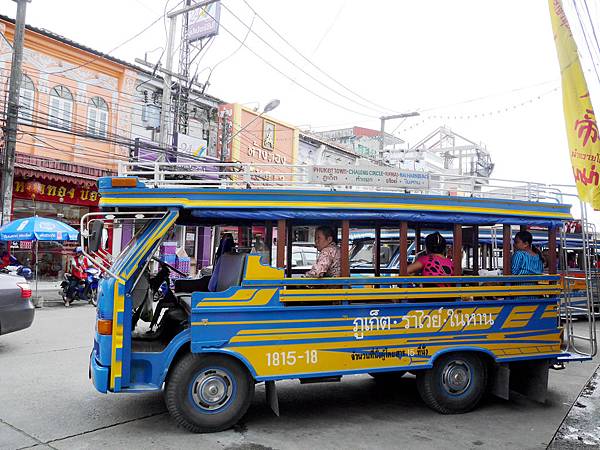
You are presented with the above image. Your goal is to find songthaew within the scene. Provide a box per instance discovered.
[82,163,596,433]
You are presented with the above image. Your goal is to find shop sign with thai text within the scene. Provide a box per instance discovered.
[307,165,429,189]
[13,178,100,206]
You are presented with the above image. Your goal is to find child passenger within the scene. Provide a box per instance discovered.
[407,232,453,276]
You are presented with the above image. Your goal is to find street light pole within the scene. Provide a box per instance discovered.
[378,111,420,162]
[219,100,279,168]
[1,0,30,225]
[227,99,280,146]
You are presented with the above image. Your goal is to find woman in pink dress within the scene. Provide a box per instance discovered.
[407,232,453,277]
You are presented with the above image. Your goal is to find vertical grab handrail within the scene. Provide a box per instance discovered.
[581,210,598,356]
[562,201,597,357]
[560,225,574,352]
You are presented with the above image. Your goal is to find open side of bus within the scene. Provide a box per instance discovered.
[85,176,596,433]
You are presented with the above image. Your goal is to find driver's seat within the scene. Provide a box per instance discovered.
[208,253,247,292]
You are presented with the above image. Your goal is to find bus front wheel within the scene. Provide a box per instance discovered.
[165,353,254,433]
[416,352,487,414]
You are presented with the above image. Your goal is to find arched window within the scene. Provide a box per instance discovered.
[87,96,108,137]
[18,75,35,125]
[48,85,73,130]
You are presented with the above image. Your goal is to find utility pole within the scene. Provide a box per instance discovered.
[173,0,192,140]
[159,0,219,158]
[219,113,229,162]
[1,0,30,225]
[378,111,420,162]
[158,14,176,157]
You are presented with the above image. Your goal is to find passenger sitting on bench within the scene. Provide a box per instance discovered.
[305,226,341,278]
[407,232,453,277]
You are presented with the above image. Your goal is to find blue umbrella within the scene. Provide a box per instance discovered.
[0,217,78,242]
[0,217,79,307]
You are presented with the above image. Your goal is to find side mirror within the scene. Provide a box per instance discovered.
[88,220,104,252]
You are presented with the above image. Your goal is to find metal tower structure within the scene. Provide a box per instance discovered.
[390,127,494,177]
[173,0,192,138]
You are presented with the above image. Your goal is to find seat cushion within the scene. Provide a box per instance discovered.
[174,276,211,293]
[208,253,246,292]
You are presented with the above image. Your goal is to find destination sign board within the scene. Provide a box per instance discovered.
[307,165,429,189]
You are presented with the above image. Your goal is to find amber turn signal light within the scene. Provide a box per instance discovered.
[97,319,113,335]
[111,177,137,187]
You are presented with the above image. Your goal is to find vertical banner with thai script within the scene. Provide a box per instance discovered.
[549,0,600,208]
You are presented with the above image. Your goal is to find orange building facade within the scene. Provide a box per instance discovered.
[0,15,136,278]
[218,103,299,180]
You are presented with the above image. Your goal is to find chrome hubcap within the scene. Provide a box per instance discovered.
[441,360,471,395]
[191,369,233,410]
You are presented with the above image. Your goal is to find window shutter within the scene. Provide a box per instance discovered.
[62,100,72,129]
[88,107,97,135]
[49,97,60,128]
[99,110,108,137]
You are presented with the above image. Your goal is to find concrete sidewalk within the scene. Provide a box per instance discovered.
[29,279,65,307]
[549,362,600,448]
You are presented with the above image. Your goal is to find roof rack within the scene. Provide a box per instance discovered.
[117,160,568,204]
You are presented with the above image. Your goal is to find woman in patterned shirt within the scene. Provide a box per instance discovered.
[305,226,341,278]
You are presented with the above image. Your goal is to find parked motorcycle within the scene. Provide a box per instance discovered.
[0,255,33,281]
[2,264,33,281]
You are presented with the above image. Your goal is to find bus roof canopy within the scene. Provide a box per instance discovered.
[98,177,572,228]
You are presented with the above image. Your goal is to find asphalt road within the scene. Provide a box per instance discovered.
[0,303,599,450]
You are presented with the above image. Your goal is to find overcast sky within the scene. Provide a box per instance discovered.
[2,0,600,219]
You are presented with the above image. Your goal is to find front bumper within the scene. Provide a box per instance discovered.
[90,350,109,393]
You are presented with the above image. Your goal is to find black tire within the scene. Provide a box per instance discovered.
[368,371,407,381]
[165,353,254,433]
[416,352,487,414]
[89,290,98,307]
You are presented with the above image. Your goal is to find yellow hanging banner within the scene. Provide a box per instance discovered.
[549,0,600,208]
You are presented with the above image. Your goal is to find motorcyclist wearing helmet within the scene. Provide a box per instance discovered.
[65,247,89,306]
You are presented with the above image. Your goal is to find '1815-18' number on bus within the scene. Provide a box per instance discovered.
[266,350,318,367]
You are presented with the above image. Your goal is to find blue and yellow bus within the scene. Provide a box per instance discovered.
[84,168,596,433]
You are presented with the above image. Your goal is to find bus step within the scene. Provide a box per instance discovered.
[300,376,342,384]
[557,353,594,362]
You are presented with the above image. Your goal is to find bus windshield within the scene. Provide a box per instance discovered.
[111,218,156,275]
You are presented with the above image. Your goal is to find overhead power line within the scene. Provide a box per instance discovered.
[222,3,386,116]
[200,6,378,118]
[37,1,184,75]
[581,0,600,66]
[572,0,600,88]
[241,0,399,115]
[203,12,257,91]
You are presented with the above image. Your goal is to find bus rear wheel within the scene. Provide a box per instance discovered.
[165,354,254,433]
[416,352,487,414]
